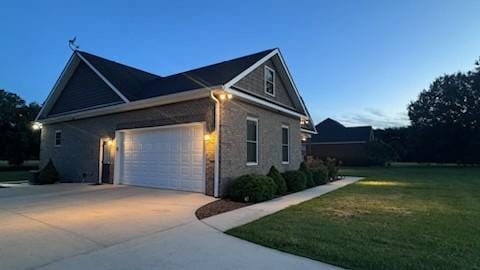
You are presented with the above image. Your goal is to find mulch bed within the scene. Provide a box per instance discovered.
[196,199,253,220]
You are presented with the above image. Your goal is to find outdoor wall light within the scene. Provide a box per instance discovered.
[219,93,233,101]
[32,122,42,130]
[204,134,211,141]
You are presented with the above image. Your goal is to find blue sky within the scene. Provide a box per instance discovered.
[1,0,479,128]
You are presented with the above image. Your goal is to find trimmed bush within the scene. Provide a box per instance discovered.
[282,170,307,192]
[312,165,328,185]
[299,162,315,188]
[228,174,277,203]
[325,157,339,181]
[267,166,287,195]
[32,159,59,185]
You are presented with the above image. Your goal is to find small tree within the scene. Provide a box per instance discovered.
[299,162,315,187]
[37,159,59,184]
[267,166,287,195]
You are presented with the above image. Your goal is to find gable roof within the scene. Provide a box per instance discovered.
[311,118,372,143]
[77,49,274,101]
[37,48,313,128]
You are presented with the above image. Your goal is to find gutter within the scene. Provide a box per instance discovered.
[210,91,220,197]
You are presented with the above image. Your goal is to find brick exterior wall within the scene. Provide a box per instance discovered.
[40,98,216,195]
[234,56,297,109]
[307,143,369,165]
[218,98,303,196]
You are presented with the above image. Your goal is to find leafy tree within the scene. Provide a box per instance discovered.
[0,89,41,165]
[407,60,480,163]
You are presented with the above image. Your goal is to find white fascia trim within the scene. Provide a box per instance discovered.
[274,50,308,117]
[224,48,315,131]
[301,128,317,134]
[226,88,306,119]
[224,49,279,89]
[38,87,214,124]
[75,52,130,103]
[35,54,76,121]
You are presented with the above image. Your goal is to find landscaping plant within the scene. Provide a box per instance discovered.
[299,162,315,187]
[325,157,339,181]
[267,166,287,195]
[34,159,59,185]
[282,170,307,192]
[228,174,277,203]
[312,165,328,185]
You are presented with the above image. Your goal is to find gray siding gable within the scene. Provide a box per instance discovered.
[48,61,123,116]
[233,55,304,113]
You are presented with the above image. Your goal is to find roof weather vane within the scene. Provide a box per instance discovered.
[68,37,79,51]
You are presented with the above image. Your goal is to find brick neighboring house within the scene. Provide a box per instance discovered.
[36,48,316,197]
[306,118,374,165]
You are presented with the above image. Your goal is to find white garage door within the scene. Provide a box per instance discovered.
[116,123,205,192]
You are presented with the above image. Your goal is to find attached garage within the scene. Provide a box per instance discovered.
[114,123,206,193]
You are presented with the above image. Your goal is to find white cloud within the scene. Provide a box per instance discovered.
[334,109,410,129]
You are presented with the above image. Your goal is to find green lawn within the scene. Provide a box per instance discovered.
[227,166,480,270]
[0,171,31,182]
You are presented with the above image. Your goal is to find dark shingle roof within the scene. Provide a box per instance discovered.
[77,49,275,101]
[311,118,372,143]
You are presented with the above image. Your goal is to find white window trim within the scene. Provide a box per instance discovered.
[264,66,275,97]
[55,130,62,147]
[246,117,259,166]
[281,125,289,164]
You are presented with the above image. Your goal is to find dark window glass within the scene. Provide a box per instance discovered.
[282,127,289,162]
[265,67,275,95]
[247,120,257,141]
[282,146,289,162]
[55,131,62,146]
[247,142,257,163]
[247,119,258,163]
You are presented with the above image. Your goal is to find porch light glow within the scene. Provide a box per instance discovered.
[32,122,42,130]
[204,134,211,141]
[227,93,233,99]
[219,94,227,100]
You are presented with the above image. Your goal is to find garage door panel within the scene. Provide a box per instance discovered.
[118,124,205,192]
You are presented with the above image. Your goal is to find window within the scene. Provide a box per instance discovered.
[264,66,275,96]
[55,130,62,147]
[281,126,289,163]
[246,117,258,165]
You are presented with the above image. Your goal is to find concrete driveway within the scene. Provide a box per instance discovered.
[0,184,214,270]
[0,184,339,270]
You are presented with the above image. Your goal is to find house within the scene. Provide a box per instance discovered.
[305,118,373,165]
[35,48,316,197]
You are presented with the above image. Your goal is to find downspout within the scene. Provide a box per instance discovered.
[210,91,220,197]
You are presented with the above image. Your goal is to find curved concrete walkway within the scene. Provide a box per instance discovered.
[1,178,360,270]
[203,177,362,232]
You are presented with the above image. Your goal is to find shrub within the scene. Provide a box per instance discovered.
[366,140,399,166]
[325,157,339,181]
[228,174,277,203]
[312,165,328,185]
[299,162,315,187]
[267,166,287,195]
[282,170,307,192]
[33,159,59,185]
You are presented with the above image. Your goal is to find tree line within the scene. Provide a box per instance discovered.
[376,58,480,164]
[0,89,41,165]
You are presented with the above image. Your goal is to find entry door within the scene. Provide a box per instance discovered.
[117,123,205,192]
[101,140,113,183]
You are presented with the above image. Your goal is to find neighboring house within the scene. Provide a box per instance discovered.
[306,118,373,165]
[36,48,316,197]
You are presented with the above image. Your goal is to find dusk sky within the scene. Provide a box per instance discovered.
[1,0,479,128]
